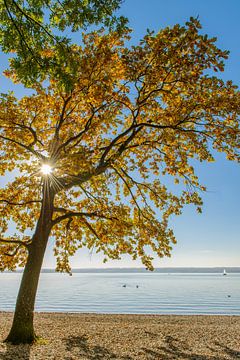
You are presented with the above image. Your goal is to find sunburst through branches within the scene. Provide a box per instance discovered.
[40,164,52,175]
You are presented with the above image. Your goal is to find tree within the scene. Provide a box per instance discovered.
[0,18,239,344]
[0,0,127,89]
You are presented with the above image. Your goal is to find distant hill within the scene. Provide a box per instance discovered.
[40,267,240,273]
[7,267,240,273]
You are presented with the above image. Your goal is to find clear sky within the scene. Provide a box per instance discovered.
[1,0,240,268]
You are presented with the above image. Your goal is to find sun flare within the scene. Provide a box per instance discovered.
[41,164,52,175]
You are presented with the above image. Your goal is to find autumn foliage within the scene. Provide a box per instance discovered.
[0,0,126,88]
[0,18,240,274]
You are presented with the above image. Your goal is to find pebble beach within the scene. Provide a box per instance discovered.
[1,312,240,359]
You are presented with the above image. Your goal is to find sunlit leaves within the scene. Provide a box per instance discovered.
[0,235,30,271]
[0,0,127,89]
[0,18,239,271]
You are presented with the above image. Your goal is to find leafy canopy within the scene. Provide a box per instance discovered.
[0,18,239,272]
[0,0,127,89]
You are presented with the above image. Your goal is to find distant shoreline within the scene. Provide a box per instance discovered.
[6,267,240,273]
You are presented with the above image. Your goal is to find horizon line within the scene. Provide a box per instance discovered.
[41,266,240,269]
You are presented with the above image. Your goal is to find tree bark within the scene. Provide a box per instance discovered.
[5,183,54,344]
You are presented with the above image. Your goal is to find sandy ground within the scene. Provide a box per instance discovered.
[0,312,240,359]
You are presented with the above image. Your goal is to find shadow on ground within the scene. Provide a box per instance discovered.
[1,334,239,360]
[141,335,240,360]
[64,335,133,359]
[64,333,240,360]
[0,342,30,360]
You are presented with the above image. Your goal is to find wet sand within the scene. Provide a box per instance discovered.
[1,312,240,359]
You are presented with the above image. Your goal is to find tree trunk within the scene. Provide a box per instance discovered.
[5,184,54,344]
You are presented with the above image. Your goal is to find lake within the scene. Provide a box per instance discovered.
[0,272,239,315]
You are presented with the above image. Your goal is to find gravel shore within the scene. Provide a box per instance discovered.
[1,312,240,359]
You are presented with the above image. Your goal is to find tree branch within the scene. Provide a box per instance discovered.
[55,102,109,156]
[0,134,45,159]
[0,199,41,206]
[110,165,141,214]
[4,0,44,67]
[57,159,109,191]
[54,94,72,141]
[11,120,44,147]
[111,165,156,224]
[3,244,22,257]
[0,238,30,248]
[11,0,58,43]
[52,210,118,226]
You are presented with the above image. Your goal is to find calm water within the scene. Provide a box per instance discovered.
[0,272,239,315]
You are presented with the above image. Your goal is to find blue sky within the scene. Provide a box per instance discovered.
[1,0,240,268]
